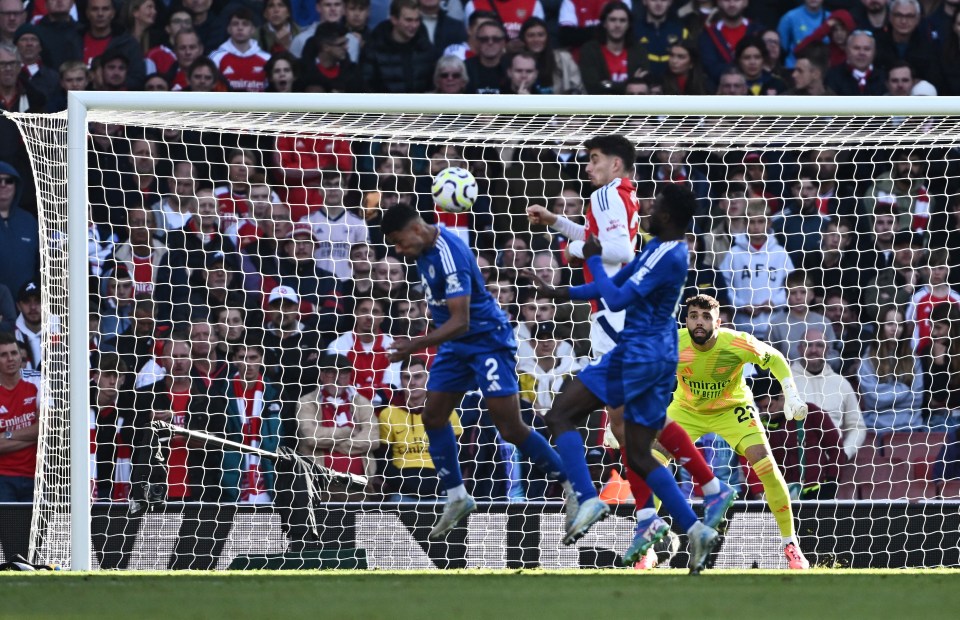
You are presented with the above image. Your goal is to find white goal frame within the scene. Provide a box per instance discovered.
[58,92,960,570]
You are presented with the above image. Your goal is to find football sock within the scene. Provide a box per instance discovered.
[621,447,653,507]
[446,484,468,502]
[782,536,797,547]
[519,429,569,483]
[425,424,464,492]
[554,430,596,500]
[658,421,716,488]
[753,456,795,538]
[644,465,697,532]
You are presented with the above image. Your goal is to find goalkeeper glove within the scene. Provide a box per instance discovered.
[782,379,808,421]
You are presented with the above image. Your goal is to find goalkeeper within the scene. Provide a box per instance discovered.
[667,294,810,570]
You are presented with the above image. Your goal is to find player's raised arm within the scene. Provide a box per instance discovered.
[737,332,808,421]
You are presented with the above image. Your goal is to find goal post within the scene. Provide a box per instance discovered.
[5,93,960,571]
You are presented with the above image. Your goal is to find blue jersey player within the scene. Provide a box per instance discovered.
[558,186,719,573]
[380,205,573,540]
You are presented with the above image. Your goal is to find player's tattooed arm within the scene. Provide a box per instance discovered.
[519,268,572,301]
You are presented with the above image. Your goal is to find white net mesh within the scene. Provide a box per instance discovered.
[6,103,960,571]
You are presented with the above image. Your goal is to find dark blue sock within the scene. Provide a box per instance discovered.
[644,465,697,532]
[425,424,463,491]
[518,430,569,484]
[552,430,596,500]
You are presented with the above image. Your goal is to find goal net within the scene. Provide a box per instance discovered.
[5,94,960,571]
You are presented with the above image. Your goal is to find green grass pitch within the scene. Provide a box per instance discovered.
[3,570,959,619]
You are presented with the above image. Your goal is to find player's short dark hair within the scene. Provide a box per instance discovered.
[380,204,422,236]
[657,183,697,229]
[685,294,720,311]
[583,135,635,173]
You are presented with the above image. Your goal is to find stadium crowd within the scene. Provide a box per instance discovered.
[2,0,960,537]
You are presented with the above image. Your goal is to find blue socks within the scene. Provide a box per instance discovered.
[518,429,569,485]
[645,465,697,532]
[426,424,464,491]
[553,430,595,500]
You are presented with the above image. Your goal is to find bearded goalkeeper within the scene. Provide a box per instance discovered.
[672,293,810,570]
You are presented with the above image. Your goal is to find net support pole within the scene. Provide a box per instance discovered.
[67,92,92,571]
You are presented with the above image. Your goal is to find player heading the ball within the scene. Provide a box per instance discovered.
[380,205,576,539]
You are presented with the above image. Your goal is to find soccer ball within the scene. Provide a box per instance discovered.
[432,166,478,213]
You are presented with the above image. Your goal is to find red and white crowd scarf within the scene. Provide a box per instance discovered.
[233,375,270,504]
[913,185,930,232]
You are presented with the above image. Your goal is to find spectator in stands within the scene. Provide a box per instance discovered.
[632,0,689,77]
[735,34,786,95]
[768,270,842,371]
[442,9,495,59]
[520,17,583,94]
[884,61,919,96]
[698,0,764,84]
[907,247,960,353]
[14,24,58,102]
[580,2,648,94]
[188,251,250,322]
[264,51,298,92]
[701,185,747,267]
[920,303,960,425]
[941,9,960,95]
[0,283,13,334]
[662,39,711,94]
[784,43,833,95]
[261,0,301,55]
[792,327,866,463]
[336,241,376,314]
[296,353,380,498]
[15,280,59,371]
[926,0,960,42]
[465,0,543,44]
[807,216,860,294]
[300,22,364,92]
[379,356,460,500]
[681,229,731,313]
[166,29,204,90]
[114,299,162,375]
[861,230,923,320]
[516,322,580,417]
[432,53,469,93]
[419,0,467,53]
[0,0,25,47]
[362,0,437,93]
[0,162,39,300]
[822,287,868,373]
[291,0,349,58]
[858,304,923,431]
[185,57,230,92]
[34,0,82,77]
[229,342,282,504]
[464,18,508,93]
[752,373,843,500]
[0,331,39,504]
[100,265,136,346]
[720,198,792,340]
[210,7,271,93]
[625,72,664,93]
[0,42,46,114]
[715,66,749,94]
[852,0,888,34]
[302,170,368,279]
[82,0,145,89]
[824,29,886,95]
[261,285,324,401]
[182,0,227,52]
[345,0,371,54]
[772,168,824,267]
[90,352,134,502]
[794,9,854,69]
[328,296,400,405]
[264,222,339,330]
[47,59,89,111]
[212,306,247,358]
[143,73,169,90]
[760,28,785,75]
[864,148,934,234]
[776,0,827,69]
[120,0,158,59]
[372,255,408,300]
[875,0,943,91]
[271,124,354,223]
[145,10,192,77]
[503,50,542,93]
[95,49,132,91]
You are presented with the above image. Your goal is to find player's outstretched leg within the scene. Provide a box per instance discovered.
[744,444,809,569]
[622,421,718,573]
[422,391,477,540]
[541,378,611,544]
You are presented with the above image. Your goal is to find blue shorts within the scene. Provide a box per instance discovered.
[427,328,520,398]
[578,347,676,428]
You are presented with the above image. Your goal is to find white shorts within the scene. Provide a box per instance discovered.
[589,309,624,358]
